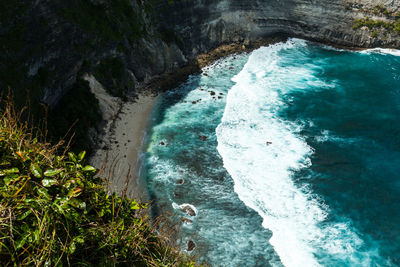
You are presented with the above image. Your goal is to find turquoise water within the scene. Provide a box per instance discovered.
[142,39,400,266]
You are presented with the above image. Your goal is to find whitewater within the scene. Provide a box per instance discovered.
[144,38,400,266]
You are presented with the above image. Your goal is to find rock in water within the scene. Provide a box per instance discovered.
[181,217,193,224]
[187,240,196,252]
[182,205,196,216]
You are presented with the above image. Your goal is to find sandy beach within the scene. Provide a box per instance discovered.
[85,74,157,201]
[84,40,277,202]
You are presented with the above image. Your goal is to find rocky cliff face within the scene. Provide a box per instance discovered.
[1,0,399,108]
[163,0,400,58]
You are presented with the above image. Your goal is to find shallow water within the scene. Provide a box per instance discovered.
[142,39,400,266]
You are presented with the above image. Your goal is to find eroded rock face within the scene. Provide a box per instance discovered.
[161,0,400,58]
[2,0,400,107]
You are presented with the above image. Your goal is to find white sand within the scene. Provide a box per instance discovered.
[84,74,157,201]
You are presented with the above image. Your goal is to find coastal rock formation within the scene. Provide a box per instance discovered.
[162,0,400,58]
[187,240,196,252]
[2,0,400,109]
[181,217,193,224]
[182,205,197,217]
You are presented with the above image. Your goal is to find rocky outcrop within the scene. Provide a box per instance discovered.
[1,0,400,108]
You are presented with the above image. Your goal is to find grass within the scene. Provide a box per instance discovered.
[0,96,199,266]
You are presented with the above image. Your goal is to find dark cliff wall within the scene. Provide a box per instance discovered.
[162,0,400,58]
[1,0,400,108]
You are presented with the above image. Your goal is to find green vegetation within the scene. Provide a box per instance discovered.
[353,16,400,36]
[0,98,198,266]
[373,4,392,16]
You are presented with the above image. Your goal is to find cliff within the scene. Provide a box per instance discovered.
[1,0,399,145]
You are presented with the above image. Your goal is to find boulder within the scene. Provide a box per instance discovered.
[187,240,196,252]
[181,217,193,224]
[182,205,196,216]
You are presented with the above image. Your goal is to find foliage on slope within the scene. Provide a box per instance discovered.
[0,98,197,266]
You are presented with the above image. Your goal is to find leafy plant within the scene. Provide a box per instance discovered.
[0,97,198,266]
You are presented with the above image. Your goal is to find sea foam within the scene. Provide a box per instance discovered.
[361,47,400,57]
[216,39,364,267]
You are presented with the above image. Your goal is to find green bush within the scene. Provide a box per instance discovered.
[353,16,400,35]
[0,98,198,266]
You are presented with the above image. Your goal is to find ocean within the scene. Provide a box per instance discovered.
[141,39,400,266]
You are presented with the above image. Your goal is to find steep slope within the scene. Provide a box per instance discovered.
[1,0,399,134]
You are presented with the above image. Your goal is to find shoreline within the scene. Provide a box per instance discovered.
[137,34,378,98]
[88,36,377,202]
[87,38,284,202]
[87,73,158,201]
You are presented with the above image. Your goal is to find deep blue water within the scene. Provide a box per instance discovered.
[142,39,400,266]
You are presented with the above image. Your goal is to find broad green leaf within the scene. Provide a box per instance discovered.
[73,236,85,244]
[44,169,62,177]
[30,164,42,178]
[42,178,57,187]
[0,167,19,176]
[130,200,140,210]
[82,165,96,172]
[69,242,76,254]
[37,188,50,200]
[3,176,12,185]
[68,152,77,163]
[78,151,86,162]
[0,160,10,166]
